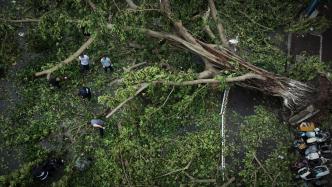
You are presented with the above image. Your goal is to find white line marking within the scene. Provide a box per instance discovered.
[220,88,230,179]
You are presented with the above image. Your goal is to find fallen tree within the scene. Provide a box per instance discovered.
[103,0,314,113]
[33,0,314,112]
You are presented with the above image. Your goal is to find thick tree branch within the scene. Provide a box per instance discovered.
[208,0,229,48]
[202,8,216,40]
[105,73,264,118]
[0,18,40,23]
[253,154,274,181]
[0,18,80,23]
[184,172,217,184]
[86,0,97,11]
[123,61,147,72]
[156,73,266,86]
[221,177,236,187]
[160,0,171,17]
[125,0,138,9]
[35,36,95,78]
[106,83,149,118]
[159,0,220,79]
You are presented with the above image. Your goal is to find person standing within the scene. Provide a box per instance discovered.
[100,55,113,73]
[89,119,106,137]
[79,54,90,73]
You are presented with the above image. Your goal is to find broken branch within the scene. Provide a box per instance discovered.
[155,73,265,86]
[0,18,40,23]
[203,8,216,40]
[35,36,95,78]
[208,0,229,48]
[253,154,274,181]
[106,83,149,118]
[156,159,193,178]
[125,0,138,9]
[123,61,147,72]
[221,177,235,187]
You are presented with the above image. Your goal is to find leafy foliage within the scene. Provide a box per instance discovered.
[289,55,329,81]
[228,106,295,186]
[0,0,331,186]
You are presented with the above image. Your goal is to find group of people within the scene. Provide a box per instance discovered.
[79,54,113,73]
[47,53,111,137]
[32,54,109,182]
[79,54,109,136]
[48,54,113,88]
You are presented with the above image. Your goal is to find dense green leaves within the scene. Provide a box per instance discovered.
[1,0,331,186]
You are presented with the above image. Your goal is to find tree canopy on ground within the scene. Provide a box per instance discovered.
[0,0,331,186]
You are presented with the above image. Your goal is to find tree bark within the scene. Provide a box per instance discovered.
[125,0,138,9]
[208,0,229,48]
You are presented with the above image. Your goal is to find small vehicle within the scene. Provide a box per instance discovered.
[320,144,332,154]
[298,165,330,180]
[305,145,318,156]
[306,152,320,160]
[297,128,330,143]
[292,159,309,171]
[293,138,307,150]
[297,122,316,132]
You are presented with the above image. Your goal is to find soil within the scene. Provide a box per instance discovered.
[320,2,332,61]
[0,24,39,175]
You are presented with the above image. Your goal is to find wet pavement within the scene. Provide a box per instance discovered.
[289,2,332,62]
[224,86,283,169]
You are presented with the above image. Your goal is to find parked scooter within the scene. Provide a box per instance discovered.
[297,128,330,143]
[297,165,330,180]
[292,159,309,172]
[303,145,330,166]
[297,122,316,132]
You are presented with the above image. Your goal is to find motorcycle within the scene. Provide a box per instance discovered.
[297,122,316,132]
[297,165,330,180]
[292,159,309,171]
[297,128,330,143]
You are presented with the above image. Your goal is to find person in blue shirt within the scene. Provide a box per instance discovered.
[100,55,113,73]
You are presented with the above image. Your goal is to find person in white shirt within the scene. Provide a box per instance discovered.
[100,55,113,73]
[79,54,90,73]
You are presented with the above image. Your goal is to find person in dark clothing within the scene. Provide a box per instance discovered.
[88,119,106,137]
[78,87,92,100]
[32,158,64,181]
[48,76,68,89]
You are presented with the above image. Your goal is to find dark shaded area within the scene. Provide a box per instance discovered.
[322,28,332,61]
[310,75,332,123]
[321,2,332,62]
[291,33,320,57]
[225,86,283,168]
